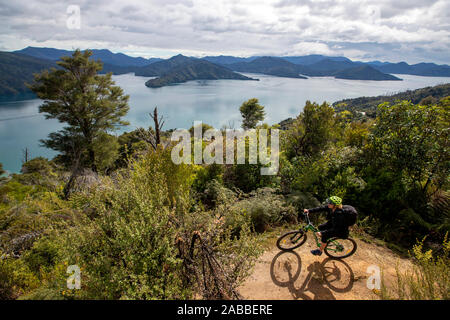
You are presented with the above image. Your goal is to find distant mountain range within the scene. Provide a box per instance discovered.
[204,54,450,78]
[372,62,450,77]
[221,56,400,80]
[226,57,307,79]
[15,46,163,67]
[1,48,254,95]
[1,46,450,99]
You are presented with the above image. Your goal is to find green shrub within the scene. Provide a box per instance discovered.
[224,163,276,193]
[0,252,39,299]
[0,180,36,202]
[61,149,191,299]
[58,148,262,299]
[225,188,296,233]
[192,163,223,194]
[21,157,53,175]
[92,132,120,173]
[0,188,74,255]
[198,178,236,210]
[23,237,61,274]
[381,234,450,300]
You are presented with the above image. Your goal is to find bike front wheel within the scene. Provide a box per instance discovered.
[276,230,307,251]
[324,238,357,259]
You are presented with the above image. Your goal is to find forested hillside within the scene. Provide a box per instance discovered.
[334,83,450,117]
[0,52,55,97]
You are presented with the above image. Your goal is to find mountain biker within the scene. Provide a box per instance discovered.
[303,196,349,256]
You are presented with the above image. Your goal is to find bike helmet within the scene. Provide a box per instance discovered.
[325,196,342,205]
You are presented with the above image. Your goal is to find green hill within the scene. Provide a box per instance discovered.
[0,52,139,100]
[145,58,257,88]
[333,65,401,81]
[15,46,161,67]
[0,52,55,98]
[136,54,193,77]
[333,83,450,116]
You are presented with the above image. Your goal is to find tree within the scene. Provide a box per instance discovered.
[29,49,130,173]
[21,157,52,175]
[355,99,450,244]
[368,100,449,199]
[92,132,120,173]
[151,107,164,147]
[137,107,166,150]
[188,123,213,136]
[22,148,30,164]
[239,98,265,129]
[0,162,6,181]
[116,129,149,168]
[284,101,335,158]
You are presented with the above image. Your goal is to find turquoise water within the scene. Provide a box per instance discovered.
[0,73,448,173]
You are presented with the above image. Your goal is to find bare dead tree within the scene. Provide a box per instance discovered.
[175,228,242,300]
[22,148,30,164]
[137,107,166,150]
[151,107,164,147]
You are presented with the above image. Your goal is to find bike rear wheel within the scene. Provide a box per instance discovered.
[276,230,307,251]
[324,238,357,259]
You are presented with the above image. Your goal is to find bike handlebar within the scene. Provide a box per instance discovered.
[300,210,311,224]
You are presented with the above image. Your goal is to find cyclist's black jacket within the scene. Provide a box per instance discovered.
[307,206,349,236]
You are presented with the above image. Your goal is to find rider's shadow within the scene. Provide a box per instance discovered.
[270,251,355,300]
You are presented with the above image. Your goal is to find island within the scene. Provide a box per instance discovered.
[144,57,257,88]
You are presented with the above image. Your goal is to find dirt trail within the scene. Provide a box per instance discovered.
[238,234,413,300]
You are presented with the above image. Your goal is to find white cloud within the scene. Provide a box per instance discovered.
[0,0,448,63]
[289,41,334,56]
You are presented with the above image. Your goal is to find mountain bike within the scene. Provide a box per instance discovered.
[276,211,357,259]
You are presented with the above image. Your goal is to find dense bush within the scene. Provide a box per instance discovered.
[280,98,449,246]
[0,252,39,299]
[283,100,335,159]
[217,187,297,233]
[224,163,276,193]
[358,99,450,243]
[21,157,53,175]
[115,129,150,168]
[52,148,262,299]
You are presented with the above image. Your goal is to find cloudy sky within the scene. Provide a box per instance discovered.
[0,0,449,64]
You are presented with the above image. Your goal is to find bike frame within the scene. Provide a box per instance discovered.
[300,212,342,252]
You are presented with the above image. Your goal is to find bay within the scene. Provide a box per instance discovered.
[0,73,448,173]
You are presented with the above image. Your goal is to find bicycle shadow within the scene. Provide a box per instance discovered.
[270,251,355,300]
